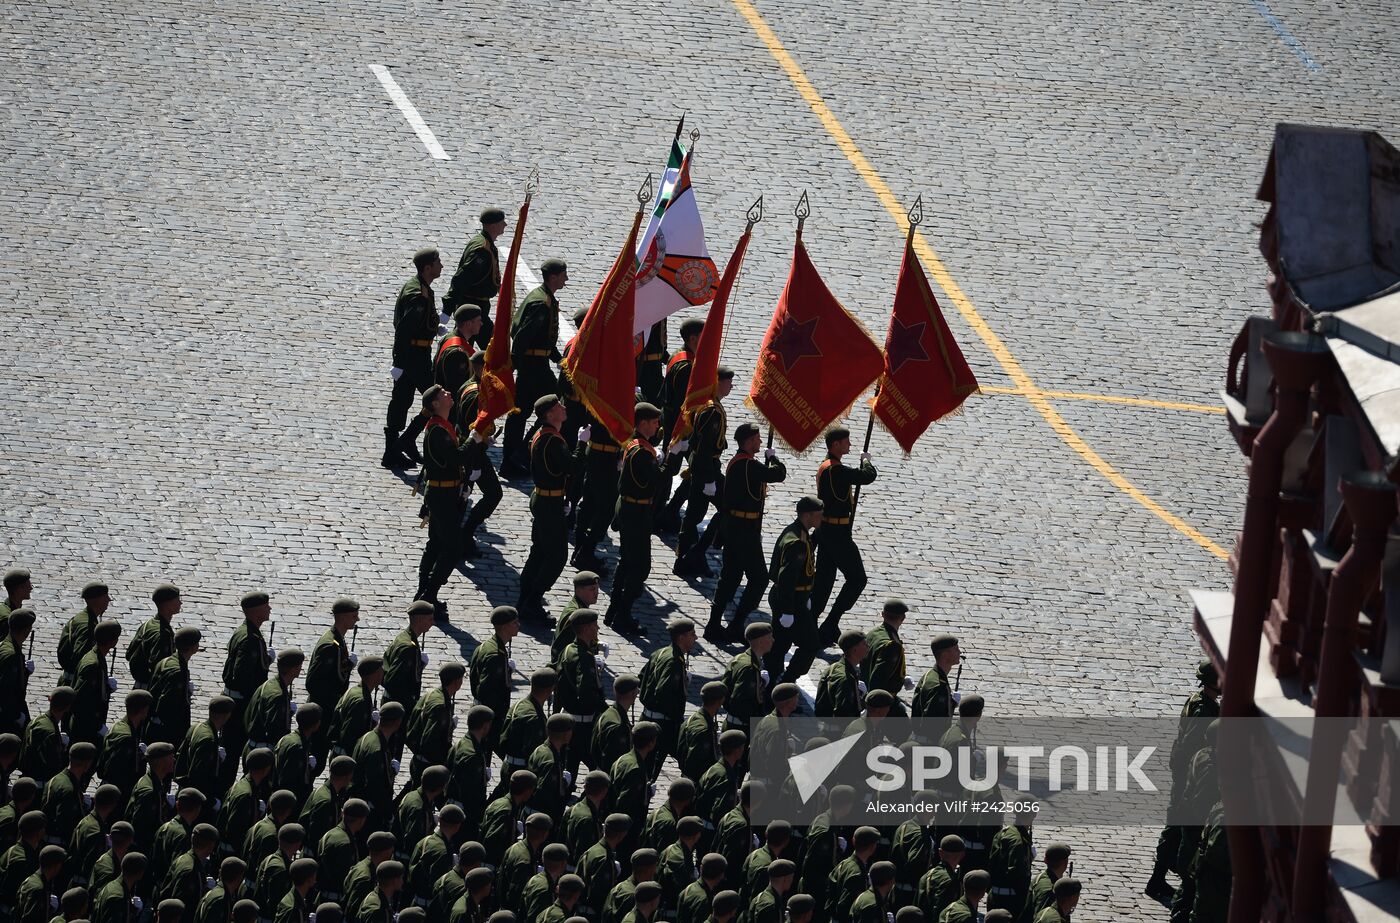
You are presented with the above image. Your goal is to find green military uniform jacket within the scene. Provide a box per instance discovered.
[195,883,248,923]
[98,718,145,798]
[660,349,692,435]
[557,640,606,724]
[355,887,395,923]
[468,634,511,747]
[578,841,620,918]
[748,712,792,788]
[341,857,376,919]
[125,769,172,852]
[1030,906,1068,923]
[525,741,570,823]
[815,658,864,719]
[431,867,468,923]
[217,775,265,857]
[393,275,439,366]
[382,629,426,716]
[639,644,688,724]
[739,845,778,904]
[478,794,525,862]
[274,887,310,923]
[862,624,905,700]
[125,618,174,688]
[298,779,344,856]
[641,802,680,853]
[351,729,396,832]
[609,749,649,826]
[329,682,376,756]
[274,730,315,804]
[148,653,193,744]
[1175,745,1217,876]
[244,677,292,751]
[722,451,786,530]
[985,824,1032,914]
[91,876,138,923]
[768,520,815,618]
[16,868,57,923]
[0,637,32,732]
[222,619,272,703]
[156,848,213,914]
[396,785,436,859]
[658,840,699,910]
[564,797,604,859]
[743,886,784,923]
[1189,804,1230,923]
[154,816,195,875]
[685,401,727,487]
[405,686,454,769]
[0,840,39,902]
[695,761,739,831]
[67,808,112,887]
[445,232,500,312]
[537,899,574,923]
[890,821,933,907]
[815,457,877,523]
[675,710,720,788]
[521,869,561,923]
[316,823,360,899]
[89,847,123,897]
[253,850,292,911]
[511,286,561,364]
[407,830,451,899]
[20,713,67,784]
[306,628,353,713]
[497,838,542,908]
[40,768,86,846]
[911,665,952,728]
[446,732,490,832]
[936,896,976,923]
[71,647,113,742]
[551,595,587,668]
[600,877,639,923]
[677,880,718,923]
[825,855,870,922]
[590,703,631,775]
[916,862,959,923]
[529,424,572,504]
[714,807,750,892]
[496,697,546,783]
[848,888,890,923]
[175,720,226,805]
[721,650,766,730]
[56,608,98,681]
[798,810,844,912]
[1025,869,1057,920]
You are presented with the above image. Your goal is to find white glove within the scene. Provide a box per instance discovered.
[468,469,482,482]
[952,692,961,705]
[391,366,404,381]
[131,897,144,912]
[564,501,574,517]
[440,311,452,326]
[759,669,770,686]
[420,651,430,666]
[599,643,610,656]
[614,860,622,875]
[187,680,195,695]
[903,676,915,690]
[702,482,717,497]
[860,452,871,463]
[138,742,148,755]
[290,700,299,714]
[469,428,485,444]
[83,792,93,808]
[107,676,118,692]
[24,659,34,673]
[779,614,794,628]
[167,793,176,808]
[371,709,381,724]
[765,448,777,460]
[269,647,279,661]
[751,833,760,848]
[516,819,525,835]
[886,913,894,923]
[206,876,216,891]
[647,783,656,798]
[60,732,70,746]
[634,386,643,399]
[837,836,848,852]
[578,425,592,443]
[349,653,359,667]
[218,746,227,761]
[670,438,690,454]
[562,771,573,788]
[308,755,318,771]
[438,323,450,336]
[99,723,109,736]
[391,759,401,773]
[857,681,868,695]
[507,658,516,671]
[309,915,317,923]
[50,894,59,911]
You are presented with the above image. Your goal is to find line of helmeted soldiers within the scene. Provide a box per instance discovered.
[380,234,891,657]
[0,572,1084,923]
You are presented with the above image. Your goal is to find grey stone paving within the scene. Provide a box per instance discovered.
[5,0,1399,919]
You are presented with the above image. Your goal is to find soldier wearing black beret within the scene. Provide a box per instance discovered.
[328,655,384,760]
[414,385,473,620]
[810,426,878,646]
[435,305,484,396]
[221,593,273,786]
[469,607,518,754]
[404,661,465,787]
[305,599,360,770]
[0,607,36,733]
[765,497,825,685]
[515,395,571,624]
[72,619,122,746]
[383,246,445,470]
[0,568,32,637]
[707,420,786,644]
[672,366,736,578]
[443,208,507,351]
[125,583,180,690]
[58,581,111,686]
[501,259,569,478]
[605,403,681,636]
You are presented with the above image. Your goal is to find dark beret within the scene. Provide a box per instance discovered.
[631,848,659,867]
[883,598,909,616]
[547,712,576,733]
[541,258,568,276]
[174,627,202,649]
[330,754,357,776]
[276,823,306,844]
[412,247,440,268]
[145,741,176,761]
[785,895,815,916]
[193,824,220,845]
[126,689,154,711]
[679,318,705,339]
[379,701,405,722]
[982,912,1013,923]
[408,600,436,618]
[332,597,360,614]
[958,694,985,717]
[525,812,553,831]
[3,569,30,589]
[667,778,695,799]
[734,422,761,442]
[853,826,881,847]
[939,834,966,852]
[459,840,486,863]
[358,655,385,676]
[568,609,598,627]
[667,618,696,637]
[314,906,343,923]
[930,634,958,654]
[633,721,661,744]
[467,705,495,729]
[838,629,865,652]
[711,891,741,915]
[439,661,467,684]
[634,402,662,423]
[701,681,728,703]
[771,683,800,703]
[156,899,184,918]
[343,799,371,819]
[266,789,297,812]
[584,769,611,791]
[604,813,631,833]
[491,605,520,626]
[634,881,663,903]
[295,702,323,726]
[233,900,261,923]
[557,874,585,895]
[81,581,110,600]
[376,860,406,882]
[466,867,494,889]
[534,394,562,416]
[796,496,824,513]
[1053,877,1082,898]
[439,803,465,825]
[509,770,538,793]
[745,622,772,641]
[717,365,735,381]
[1197,659,1219,685]
[530,667,559,688]
[1044,842,1071,864]
[541,843,571,863]
[40,844,67,864]
[108,820,134,840]
[719,729,747,751]
[94,784,123,807]
[613,674,641,695]
[239,591,269,610]
[243,747,273,771]
[421,384,446,410]
[121,851,148,874]
[276,648,305,669]
[894,908,924,923]
[677,815,703,837]
[69,741,97,761]
[963,869,991,891]
[480,208,506,225]
[824,427,851,445]
[869,861,897,885]
[94,620,123,643]
[6,607,35,630]
[60,887,87,913]
[50,686,76,706]
[699,853,727,877]
[453,305,483,324]
[865,689,894,709]
[767,859,796,878]
[488,913,517,923]
[422,765,450,789]
[19,810,47,833]
[765,820,792,839]
[572,571,600,588]
[367,831,397,852]
[152,584,180,604]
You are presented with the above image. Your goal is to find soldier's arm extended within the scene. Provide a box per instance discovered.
[762,457,787,484]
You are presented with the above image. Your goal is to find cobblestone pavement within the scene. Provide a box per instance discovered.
[5,0,1400,918]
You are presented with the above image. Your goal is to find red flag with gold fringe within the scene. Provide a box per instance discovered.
[473,197,528,436]
[872,237,979,452]
[676,225,753,441]
[748,236,883,452]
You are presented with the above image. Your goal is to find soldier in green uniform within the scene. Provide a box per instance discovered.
[815,631,868,719]
[244,649,304,758]
[591,674,639,775]
[607,404,683,635]
[216,747,274,858]
[351,702,405,835]
[0,608,36,734]
[68,781,122,888]
[526,713,576,827]
[449,865,495,923]
[72,620,121,746]
[750,684,798,785]
[407,802,462,906]
[125,740,176,853]
[356,859,405,923]
[672,369,733,578]
[519,839,569,923]
[299,754,355,858]
[405,662,463,788]
[677,852,726,923]
[641,777,695,854]
[707,424,786,643]
[0,809,46,906]
[470,606,518,755]
[22,686,74,785]
[695,731,745,840]
[622,879,663,923]
[413,387,471,619]
[98,690,152,799]
[936,868,988,923]
[553,574,601,668]
[222,592,274,784]
[1146,659,1221,902]
[87,820,135,901]
[1188,805,1229,923]
[53,883,90,923]
[848,861,896,923]
[825,826,879,923]
[915,835,964,923]
[156,822,219,913]
[330,657,385,759]
[540,873,587,923]
[564,769,612,858]
[315,796,367,904]
[911,636,959,737]
[343,831,396,919]
[1031,877,1079,923]
[502,260,569,477]
[40,741,95,847]
[676,682,725,786]
[148,627,202,746]
[889,797,936,910]
[639,618,695,781]
[126,584,179,691]
[935,696,987,872]
[242,788,295,872]
[985,807,1034,917]
[253,822,306,916]
[602,848,657,923]
[863,600,911,717]
[653,318,703,534]
[431,841,486,923]
[570,418,623,578]
[739,820,790,905]
[515,396,572,624]
[609,722,660,873]
[446,704,494,838]
[435,306,484,395]
[721,624,771,732]
[274,703,322,807]
[499,811,553,911]
[765,498,824,684]
[556,611,606,774]
[91,849,147,923]
[305,599,359,770]
[495,667,555,792]
[57,582,110,686]
[480,769,536,863]
[701,889,740,923]
[799,784,856,923]
[385,601,436,720]
[577,813,631,923]
[810,428,877,645]
[443,209,506,351]
[1170,719,1218,923]
[0,569,32,638]
[456,352,504,561]
[744,858,794,923]
[1024,842,1069,921]
[274,857,319,923]
[657,815,703,910]
[383,247,445,470]
[397,765,449,863]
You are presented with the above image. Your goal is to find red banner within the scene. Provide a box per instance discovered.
[676,226,752,441]
[560,209,645,445]
[473,197,529,435]
[748,236,883,453]
[872,237,979,452]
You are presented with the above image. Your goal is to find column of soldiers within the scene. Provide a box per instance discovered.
[0,559,1117,923]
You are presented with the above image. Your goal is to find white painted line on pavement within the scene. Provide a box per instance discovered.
[1248,0,1321,72]
[368,64,451,160]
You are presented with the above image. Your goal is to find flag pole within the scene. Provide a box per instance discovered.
[768,192,806,450]
[852,194,922,516]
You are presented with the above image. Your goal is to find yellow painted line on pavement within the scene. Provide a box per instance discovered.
[730,0,1229,560]
[980,386,1225,415]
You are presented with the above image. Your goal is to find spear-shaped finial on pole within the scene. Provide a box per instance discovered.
[673,112,686,143]
[906,193,923,241]
[746,195,764,232]
[794,190,810,239]
[637,173,655,210]
[525,165,540,199]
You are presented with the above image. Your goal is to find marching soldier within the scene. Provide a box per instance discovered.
[676,853,726,923]
[344,832,397,919]
[299,755,357,857]
[1033,877,1080,923]
[639,619,695,781]
[500,812,553,910]
[526,713,576,828]
[675,682,725,787]
[563,770,613,858]
[469,607,518,755]
[636,321,668,406]
[515,395,571,624]
[826,826,879,923]
[863,600,911,716]
[810,428,877,646]
[384,248,445,469]
[610,723,660,872]
[641,777,695,853]
[519,841,568,921]
[937,696,987,872]
[154,787,207,872]
[985,807,1035,917]
[274,704,322,807]
[429,840,483,922]
[244,649,304,760]
[654,318,703,534]
[252,823,304,916]
[21,686,73,784]
[694,732,746,840]
[915,835,964,923]
[1025,843,1070,920]
[126,584,179,690]
[223,592,274,783]
[606,403,682,635]
[275,858,319,923]
[703,890,741,923]
[556,610,607,769]
[0,569,31,635]
[578,814,632,923]
[306,599,359,770]
[435,306,483,395]
[175,695,236,810]
[746,858,795,923]
[384,601,436,720]
[570,420,622,577]
[591,674,639,775]
[350,703,405,836]
[442,210,505,351]
[798,784,857,922]
[195,856,247,923]
[72,620,122,746]
[316,798,367,908]
[657,815,703,910]
[602,848,658,923]
[0,608,36,734]
[848,862,897,923]
[92,850,148,923]
[217,747,275,858]
[890,798,937,908]
[413,386,471,619]
[672,369,734,577]
[911,635,959,731]
[452,866,496,923]
[765,498,824,685]
[750,685,799,784]
[553,572,602,668]
[457,351,503,560]
[407,802,463,905]
[58,582,110,686]
[329,656,385,759]
[494,668,556,793]
[623,879,664,923]
[405,662,464,788]
[69,782,124,888]
[125,740,176,852]
[99,689,153,799]
[480,769,537,864]
[706,423,786,643]
[815,631,867,719]
[397,766,449,866]
[150,627,202,746]
[502,260,569,477]
[721,623,771,733]
[41,741,95,847]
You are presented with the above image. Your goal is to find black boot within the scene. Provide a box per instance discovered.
[382,427,413,469]
[398,415,426,466]
[703,617,728,645]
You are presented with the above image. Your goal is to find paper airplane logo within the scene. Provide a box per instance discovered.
[788,733,864,802]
